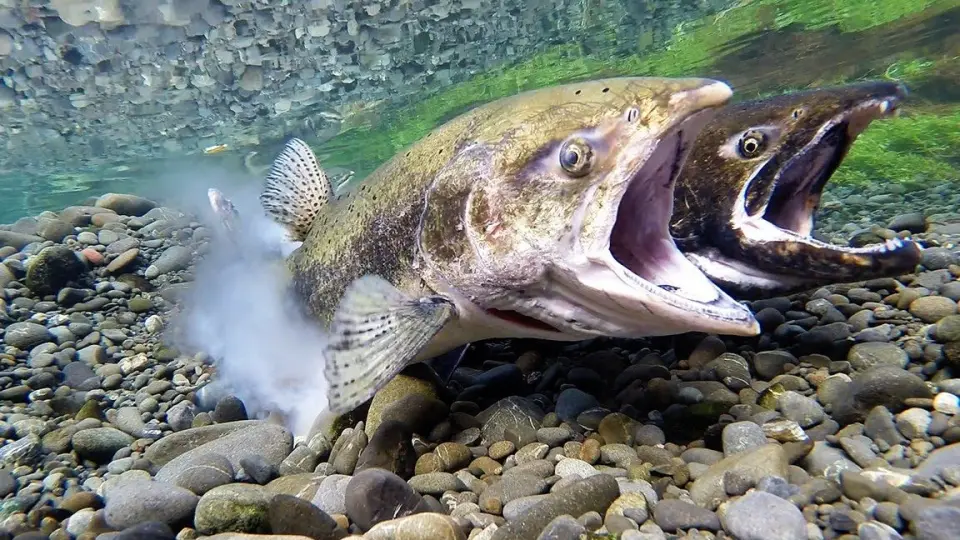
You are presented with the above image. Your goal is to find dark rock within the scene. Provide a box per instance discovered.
[887,213,926,233]
[25,245,86,295]
[109,521,176,540]
[555,389,600,423]
[268,493,340,539]
[379,394,449,436]
[345,468,426,532]
[477,397,544,447]
[652,499,720,532]
[96,193,157,216]
[834,366,934,424]
[3,322,51,350]
[239,454,277,485]
[212,395,248,423]
[355,420,416,478]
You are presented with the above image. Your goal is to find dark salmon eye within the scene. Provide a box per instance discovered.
[559,138,594,177]
[737,129,767,158]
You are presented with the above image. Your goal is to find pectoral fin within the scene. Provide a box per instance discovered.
[324,275,456,414]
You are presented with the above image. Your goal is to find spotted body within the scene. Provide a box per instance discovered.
[259,77,761,414]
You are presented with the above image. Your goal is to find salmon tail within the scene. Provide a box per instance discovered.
[259,138,332,242]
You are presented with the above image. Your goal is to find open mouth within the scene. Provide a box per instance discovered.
[484,108,759,337]
[732,94,922,278]
[601,110,758,328]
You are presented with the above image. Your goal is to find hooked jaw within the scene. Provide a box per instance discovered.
[556,81,760,338]
[716,88,922,291]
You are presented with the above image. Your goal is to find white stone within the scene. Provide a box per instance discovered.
[896,408,932,439]
[933,392,959,415]
[145,315,164,334]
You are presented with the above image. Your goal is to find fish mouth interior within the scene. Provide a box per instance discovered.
[606,110,753,320]
[738,96,916,257]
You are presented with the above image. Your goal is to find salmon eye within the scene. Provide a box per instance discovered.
[559,138,594,177]
[737,130,767,158]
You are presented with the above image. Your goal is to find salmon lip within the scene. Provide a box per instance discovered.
[735,92,922,265]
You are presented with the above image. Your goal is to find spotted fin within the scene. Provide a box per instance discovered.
[259,138,332,242]
[324,275,457,414]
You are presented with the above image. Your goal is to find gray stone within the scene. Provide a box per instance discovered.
[652,499,720,532]
[114,407,148,438]
[803,441,862,483]
[858,520,904,540]
[173,453,234,495]
[103,479,199,529]
[909,296,958,323]
[477,396,545,447]
[313,474,351,515]
[721,491,806,540]
[896,408,932,439]
[913,443,960,483]
[722,421,767,456]
[145,245,193,278]
[144,421,273,466]
[912,505,960,540]
[3,322,51,350]
[489,474,620,540]
[165,401,196,432]
[72,427,134,463]
[689,444,788,509]
[155,422,293,484]
[779,391,825,428]
[848,342,908,371]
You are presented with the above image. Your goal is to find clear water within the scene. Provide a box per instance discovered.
[0,0,957,224]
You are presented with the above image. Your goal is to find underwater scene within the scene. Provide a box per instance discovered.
[0,0,959,539]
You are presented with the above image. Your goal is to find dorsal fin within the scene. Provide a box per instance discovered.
[259,138,332,242]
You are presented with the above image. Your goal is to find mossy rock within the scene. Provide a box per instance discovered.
[364,370,441,438]
[25,246,87,296]
[127,296,153,313]
[193,484,272,535]
[75,400,102,421]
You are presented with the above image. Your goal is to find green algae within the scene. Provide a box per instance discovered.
[833,108,960,186]
[315,0,958,185]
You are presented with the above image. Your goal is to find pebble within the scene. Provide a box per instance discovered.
[909,296,958,323]
[103,479,199,530]
[489,474,619,540]
[721,421,767,456]
[193,483,273,535]
[722,491,806,540]
[933,392,959,415]
[652,499,720,532]
[0,190,959,540]
[345,469,424,531]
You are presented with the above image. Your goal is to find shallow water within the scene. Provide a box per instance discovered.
[0,0,957,223]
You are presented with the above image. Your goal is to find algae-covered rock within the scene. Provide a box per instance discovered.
[25,245,86,295]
